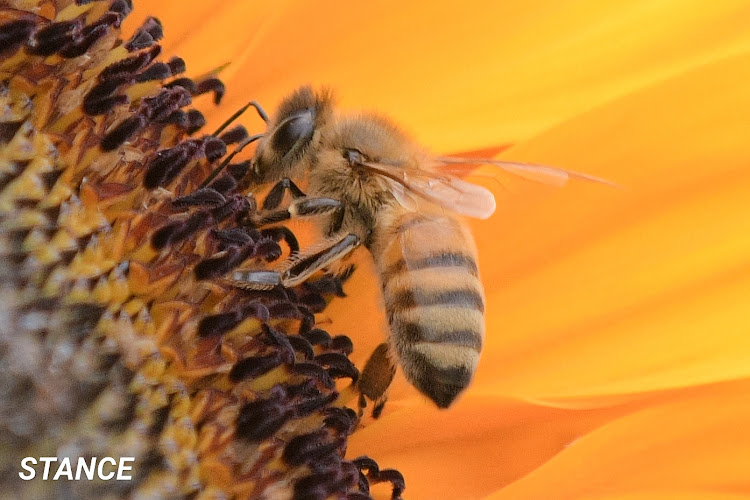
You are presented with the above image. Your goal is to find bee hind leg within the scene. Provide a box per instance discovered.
[358,342,396,419]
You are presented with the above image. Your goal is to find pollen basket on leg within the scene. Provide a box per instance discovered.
[0,2,402,499]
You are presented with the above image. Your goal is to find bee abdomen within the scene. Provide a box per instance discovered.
[388,288,485,315]
[399,348,476,408]
[397,322,483,351]
[387,288,484,347]
[377,213,485,407]
[387,298,485,408]
[384,251,479,276]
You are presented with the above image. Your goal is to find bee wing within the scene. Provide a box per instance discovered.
[435,156,620,188]
[404,174,497,219]
[389,179,421,212]
[362,161,496,219]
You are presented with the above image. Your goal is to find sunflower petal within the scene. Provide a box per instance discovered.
[487,380,750,500]
[348,395,631,499]
[132,0,750,151]
[470,50,750,403]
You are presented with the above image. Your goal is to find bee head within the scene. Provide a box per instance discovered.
[252,86,333,183]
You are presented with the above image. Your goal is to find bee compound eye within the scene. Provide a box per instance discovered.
[271,111,315,157]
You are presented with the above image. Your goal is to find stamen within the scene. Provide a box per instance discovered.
[219,125,249,145]
[243,301,271,321]
[227,160,251,180]
[109,0,133,16]
[323,407,358,435]
[195,77,225,104]
[315,352,359,383]
[29,19,83,56]
[287,335,315,360]
[165,77,198,94]
[302,328,333,347]
[163,109,188,127]
[172,188,227,208]
[185,109,206,134]
[230,353,285,381]
[0,19,36,55]
[291,363,335,389]
[85,77,131,115]
[262,324,296,362]
[212,228,255,247]
[331,335,355,355]
[283,430,344,466]
[204,172,237,193]
[60,21,111,58]
[236,395,294,442]
[194,249,242,280]
[100,46,161,80]
[125,18,163,51]
[292,390,338,416]
[0,3,406,498]
[100,115,145,150]
[197,311,242,337]
[135,62,172,82]
[167,56,186,74]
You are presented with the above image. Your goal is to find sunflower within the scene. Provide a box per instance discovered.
[3,0,750,499]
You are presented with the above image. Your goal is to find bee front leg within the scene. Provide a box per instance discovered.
[230,233,360,290]
[261,177,306,210]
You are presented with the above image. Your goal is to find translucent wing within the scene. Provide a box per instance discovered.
[435,156,620,188]
[362,161,496,219]
[389,179,420,212]
[405,175,497,219]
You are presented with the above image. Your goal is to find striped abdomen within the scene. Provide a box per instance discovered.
[375,212,484,408]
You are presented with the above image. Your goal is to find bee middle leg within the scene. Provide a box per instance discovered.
[256,177,345,231]
[231,232,360,290]
[256,196,345,232]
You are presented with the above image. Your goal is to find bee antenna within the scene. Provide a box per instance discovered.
[212,100,270,137]
[249,100,270,124]
[213,102,250,136]
[198,133,263,189]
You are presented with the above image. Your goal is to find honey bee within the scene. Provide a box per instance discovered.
[235,86,612,411]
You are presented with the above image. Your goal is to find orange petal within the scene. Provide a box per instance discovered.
[468,50,750,404]
[487,379,750,500]
[341,51,750,408]
[578,494,750,500]
[347,394,631,499]
[131,0,750,152]
[125,0,280,78]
